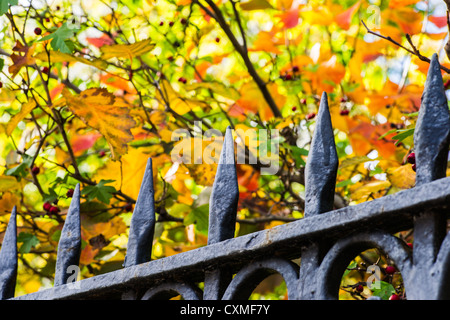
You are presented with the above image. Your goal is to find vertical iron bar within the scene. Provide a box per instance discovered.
[0,206,17,299]
[204,126,239,300]
[123,158,156,267]
[54,184,81,287]
[304,92,339,217]
[300,92,338,299]
[410,53,450,299]
[207,126,239,245]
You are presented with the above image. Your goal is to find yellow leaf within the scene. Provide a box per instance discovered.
[157,80,208,115]
[62,88,136,160]
[6,100,37,135]
[184,81,240,101]
[35,51,108,70]
[0,193,20,215]
[350,180,391,201]
[0,176,21,192]
[386,164,416,189]
[100,39,155,60]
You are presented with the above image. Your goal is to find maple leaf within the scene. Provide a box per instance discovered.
[62,88,136,160]
[100,39,155,60]
[39,22,78,53]
[8,42,36,77]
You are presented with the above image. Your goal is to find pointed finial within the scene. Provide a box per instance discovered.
[414,53,450,186]
[0,207,17,299]
[304,92,338,216]
[54,184,81,286]
[123,158,156,267]
[208,126,239,245]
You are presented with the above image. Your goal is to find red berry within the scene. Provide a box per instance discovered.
[43,202,52,211]
[340,97,348,103]
[300,98,306,104]
[99,150,106,157]
[42,66,49,74]
[340,109,349,116]
[389,294,400,300]
[159,21,164,26]
[284,74,292,80]
[178,77,187,84]
[412,163,416,172]
[292,106,297,111]
[34,27,42,35]
[292,65,299,72]
[180,18,187,24]
[49,206,59,215]
[407,242,413,249]
[66,189,74,198]
[356,284,364,292]
[306,113,316,120]
[168,56,174,62]
[385,265,396,275]
[124,203,133,212]
[407,152,415,164]
[445,79,450,88]
[0,82,3,89]
[45,18,50,22]
[31,166,40,175]
[215,37,220,43]
[169,21,174,27]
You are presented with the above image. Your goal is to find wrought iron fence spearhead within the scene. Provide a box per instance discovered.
[305,92,338,216]
[414,53,450,186]
[0,206,17,299]
[54,183,81,287]
[123,158,155,267]
[208,126,239,245]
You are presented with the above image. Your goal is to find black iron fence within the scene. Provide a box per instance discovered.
[1,54,450,300]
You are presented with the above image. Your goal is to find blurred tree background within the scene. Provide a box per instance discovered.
[0,0,449,299]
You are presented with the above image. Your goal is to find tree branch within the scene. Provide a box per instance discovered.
[194,0,282,118]
[361,20,450,74]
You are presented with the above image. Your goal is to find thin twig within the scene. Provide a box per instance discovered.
[361,20,450,74]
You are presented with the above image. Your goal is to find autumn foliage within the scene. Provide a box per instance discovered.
[0,0,449,299]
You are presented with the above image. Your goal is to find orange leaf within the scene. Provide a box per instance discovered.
[388,0,420,8]
[429,15,448,29]
[335,1,361,30]
[70,132,102,156]
[276,8,300,29]
[249,31,283,54]
[86,34,114,48]
[100,74,137,94]
[62,88,136,160]
[8,42,36,77]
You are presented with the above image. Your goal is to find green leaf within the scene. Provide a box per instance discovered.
[17,232,39,253]
[391,128,415,146]
[42,188,58,204]
[371,281,396,300]
[184,204,209,235]
[5,154,33,180]
[81,180,116,204]
[284,145,308,167]
[0,0,18,15]
[39,23,79,53]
